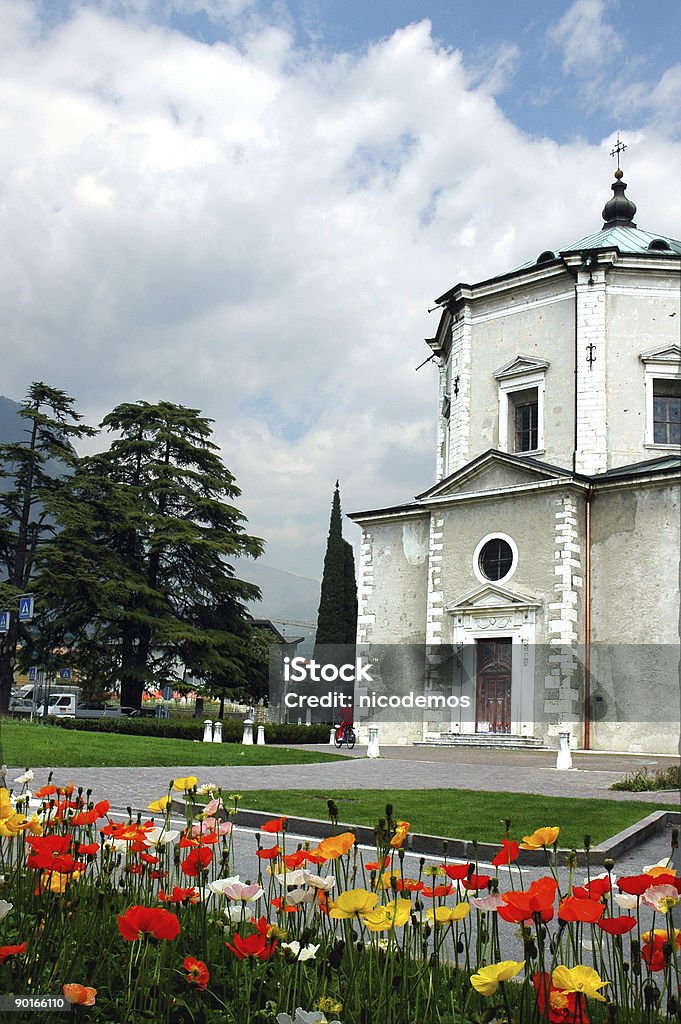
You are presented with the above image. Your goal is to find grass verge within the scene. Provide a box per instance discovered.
[231,787,680,847]
[0,720,345,768]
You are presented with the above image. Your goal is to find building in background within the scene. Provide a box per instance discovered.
[350,167,680,753]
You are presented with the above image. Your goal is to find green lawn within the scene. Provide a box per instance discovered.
[0,721,345,768]
[233,788,680,848]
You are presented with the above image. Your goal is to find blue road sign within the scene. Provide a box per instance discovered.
[18,595,34,622]
[60,668,72,680]
[0,611,9,632]
[28,667,37,681]
[161,684,174,701]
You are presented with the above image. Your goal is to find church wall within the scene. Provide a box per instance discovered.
[465,283,576,471]
[604,268,681,468]
[356,517,430,646]
[588,479,680,753]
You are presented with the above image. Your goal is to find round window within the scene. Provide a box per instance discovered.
[478,538,514,582]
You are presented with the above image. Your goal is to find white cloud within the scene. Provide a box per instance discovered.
[549,0,623,75]
[0,4,679,575]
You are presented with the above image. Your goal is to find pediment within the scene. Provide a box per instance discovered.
[493,355,550,381]
[447,583,541,615]
[418,450,571,501]
[640,343,681,365]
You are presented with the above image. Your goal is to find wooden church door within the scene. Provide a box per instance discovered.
[475,638,512,734]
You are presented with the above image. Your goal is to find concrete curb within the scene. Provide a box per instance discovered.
[172,800,680,868]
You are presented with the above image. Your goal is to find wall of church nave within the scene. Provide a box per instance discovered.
[355,517,430,646]
[605,278,681,468]
[465,286,575,469]
[590,481,681,645]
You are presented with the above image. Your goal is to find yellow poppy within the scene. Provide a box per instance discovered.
[427,902,471,924]
[172,776,198,792]
[520,827,560,850]
[552,965,608,1002]
[329,888,380,919]
[471,960,525,996]
[148,796,172,813]
[315,832,356,860]
[363,898,413,931]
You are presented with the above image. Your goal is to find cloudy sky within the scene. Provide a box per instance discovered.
[2,0,680,580]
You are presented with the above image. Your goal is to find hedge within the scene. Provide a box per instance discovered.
[52,716,331,745]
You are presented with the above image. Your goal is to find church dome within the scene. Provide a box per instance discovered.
[601,169,637,228]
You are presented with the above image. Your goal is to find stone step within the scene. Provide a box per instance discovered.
[415,733,546,750]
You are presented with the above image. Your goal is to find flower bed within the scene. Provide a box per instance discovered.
[0,772,679,1023]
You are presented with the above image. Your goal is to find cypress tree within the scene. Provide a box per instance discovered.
[315,482,357,653]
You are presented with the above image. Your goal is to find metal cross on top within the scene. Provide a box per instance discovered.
[610,133,627,170]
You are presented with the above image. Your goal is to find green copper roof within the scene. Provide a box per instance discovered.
[508,225,681,275]
[560,224,681,255]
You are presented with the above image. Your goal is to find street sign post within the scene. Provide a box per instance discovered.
[0,611,9,632]
[28,667,37,682]
[60,669,72,680]
[18,596,34,622]
[161,684,174,701]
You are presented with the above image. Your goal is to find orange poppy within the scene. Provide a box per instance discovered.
[256,845,281,860]
[558,896,604,923]
[261,817,287,833]
[314,832,356,860]
[184,956,210,990]
[62,985,96,1006]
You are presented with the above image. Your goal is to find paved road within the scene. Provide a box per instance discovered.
[4,743,678,812]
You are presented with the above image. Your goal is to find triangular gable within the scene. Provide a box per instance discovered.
[417,449,573,501]
[493,355,550,381]
[640,343,681,365]
[447,582,541,615]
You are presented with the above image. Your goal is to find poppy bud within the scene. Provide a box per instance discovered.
[671,827,679,849]
[456,940,464,954]
[604,858,615,871]
[385,803,393,819]
[583,834,591,850]
[442,840,448,857]
[398,848,405,862]
[607,1003,618,1023]
[667,997,677,1015]
[643,982,660,1009]
[504,818,512,834]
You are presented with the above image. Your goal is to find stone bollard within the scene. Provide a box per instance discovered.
[242,718,254,746]
[256,725,265,746]
[213,720,222,743]
[556,730,573,770]
[329,727,336,746]
[367,725,380,759]
[203,720,213,743]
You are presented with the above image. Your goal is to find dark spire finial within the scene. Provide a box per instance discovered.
[602,134,637,228]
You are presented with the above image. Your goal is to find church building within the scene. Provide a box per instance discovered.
[349,165,680,754]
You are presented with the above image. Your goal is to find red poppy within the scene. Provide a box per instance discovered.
[159,886,201,904]
[499,876,557,924]
[492,839,520,867]
[184,956,210,990]
[256,845,281,860]
[366,856,392,872]
[617,874,654,896]
[225,925,277,960]
[558,896,604,923]
[77,842,100,856]
[597,916,636,935]
[149,869,168,880]
[181,847,213,878]
[642,940,666,972]
[126,863,144,876]
[261,816,287,833]
[441,863,471,881]
[117,905,180,942]
[302,851,326,865]
[271,896,300,913]
[70,800,110,826]
[461,873,490,892]
[533,971,589,1023]
[422,883,454,898]
[140,852,159,865]
[283,850,309,870]
[0,942,27,964]
[179,830,218,848]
